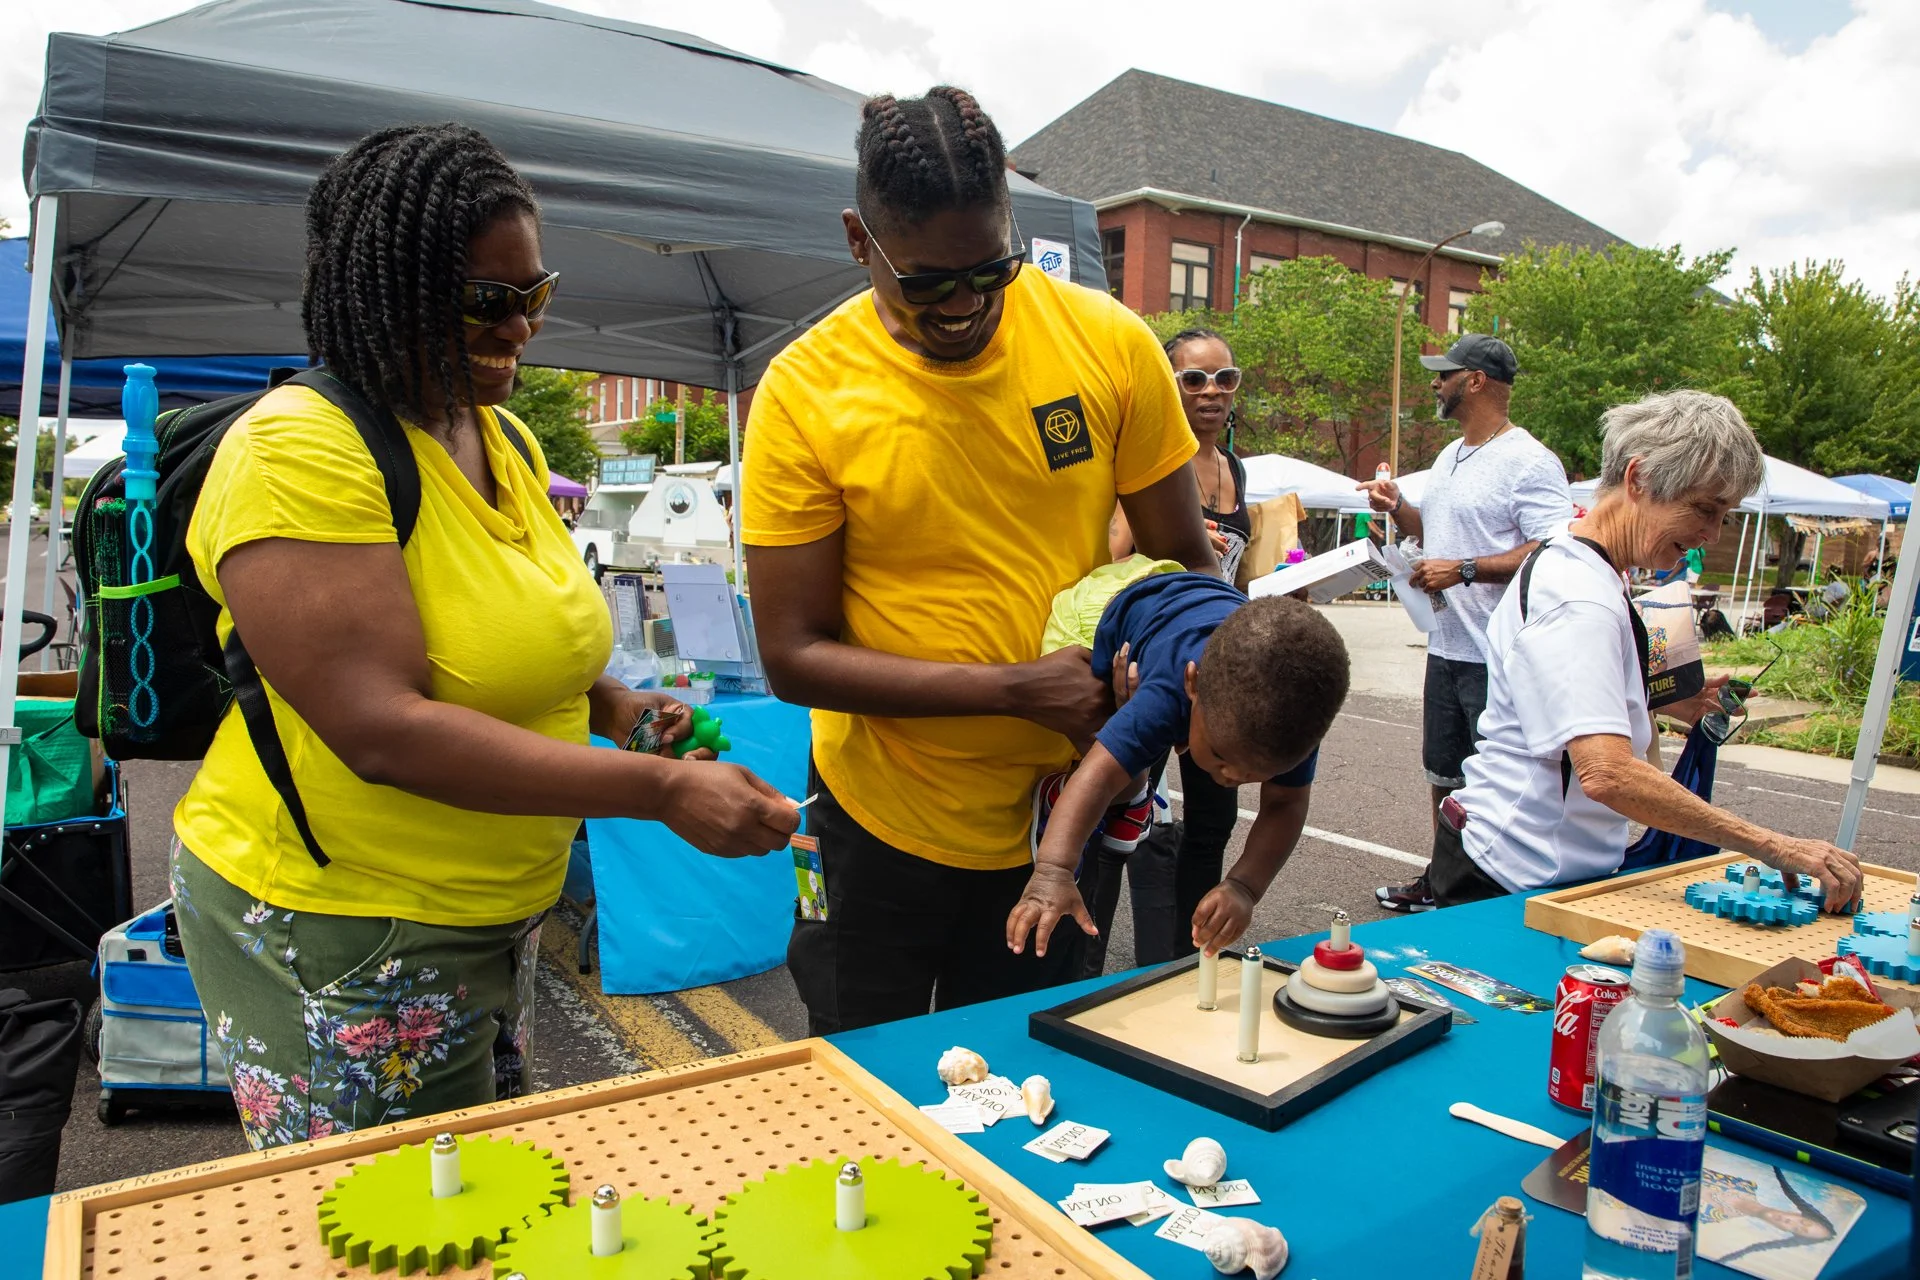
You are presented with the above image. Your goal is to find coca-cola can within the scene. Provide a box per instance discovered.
[1549,963,1629,1112]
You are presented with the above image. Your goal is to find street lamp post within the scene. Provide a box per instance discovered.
[1387,220,1505,480]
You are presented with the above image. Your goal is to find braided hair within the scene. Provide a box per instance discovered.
[302,123,538,426]
[855,86,1009,231]
[1165,327,1238,449]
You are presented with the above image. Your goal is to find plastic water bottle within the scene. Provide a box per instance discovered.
[1581,929,1708,1279]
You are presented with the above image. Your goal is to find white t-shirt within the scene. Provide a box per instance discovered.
[1458,536,1652,893]
[1417,426,1570,662]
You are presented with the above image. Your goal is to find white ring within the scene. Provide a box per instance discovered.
[1297,956,1381,994]
[1285,971,1391,1017]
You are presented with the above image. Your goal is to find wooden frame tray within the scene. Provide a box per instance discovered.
[42,1039,1148,1280]
[1029,950,1451,1131]
[1524,852,1919,989]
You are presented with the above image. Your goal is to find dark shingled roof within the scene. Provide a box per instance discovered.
[1010,70,1623,258]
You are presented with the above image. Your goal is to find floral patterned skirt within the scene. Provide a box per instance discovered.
[170,840,545,1150]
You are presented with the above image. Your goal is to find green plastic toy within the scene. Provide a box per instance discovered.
[672,705,732,758]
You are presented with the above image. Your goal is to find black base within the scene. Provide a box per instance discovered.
[1272,986,1400,1039]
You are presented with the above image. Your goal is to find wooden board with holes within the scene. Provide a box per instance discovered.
[1524,852,1919,990]
[42,1039,1147,1280]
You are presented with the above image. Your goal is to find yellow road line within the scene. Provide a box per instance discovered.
[676,983,786,1052]
[537,913,708,1068]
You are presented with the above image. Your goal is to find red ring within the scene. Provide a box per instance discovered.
[1313,940,1364,971]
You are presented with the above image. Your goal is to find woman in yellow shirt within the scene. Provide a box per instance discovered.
[170,124,799,1148]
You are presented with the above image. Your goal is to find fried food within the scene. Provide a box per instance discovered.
[1742,976,1896,1042]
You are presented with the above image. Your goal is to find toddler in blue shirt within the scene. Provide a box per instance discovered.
[1006,557,1351,961]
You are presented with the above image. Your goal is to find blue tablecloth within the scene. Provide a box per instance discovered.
[585,693,810,994]
[2,1194,47,1276]
[832,892,1911,1279]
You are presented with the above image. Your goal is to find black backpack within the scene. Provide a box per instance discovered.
[73,368,533,867]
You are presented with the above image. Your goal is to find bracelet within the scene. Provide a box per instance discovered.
[1221,876,1259,902]
[1391,495,1405,514]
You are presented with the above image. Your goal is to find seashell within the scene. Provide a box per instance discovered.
[936,1046,988,1086]
[1162,1136,1227,1188]
[1202,1217,1289,1279]
[1579,934,1637,966]
[1020,1074,1054,1125]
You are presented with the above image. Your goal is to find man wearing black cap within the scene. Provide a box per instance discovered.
[1357,334,1570,912]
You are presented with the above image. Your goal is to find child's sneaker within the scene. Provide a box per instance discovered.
[1098,785,1153,852]
[1030,770,1072,859]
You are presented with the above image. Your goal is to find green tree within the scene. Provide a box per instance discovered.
[619,391,733,463]
[1147,257,1445,474]
[1464,243,1745,477]
[1741,262,1920,478]
[503,366,599,483]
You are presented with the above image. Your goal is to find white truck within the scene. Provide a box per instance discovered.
[571,460,733,575]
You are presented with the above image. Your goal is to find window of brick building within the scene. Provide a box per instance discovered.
[1169,241,1213,312]
[1101,228,1125,299]
[1448,289,1474,335]
[1244,253,1288,302]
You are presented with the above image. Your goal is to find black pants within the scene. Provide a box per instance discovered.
[1076,751,1240,977]
[1423,655,1489,789]
[786,764,1084,1036]
[1428,819,1509,908]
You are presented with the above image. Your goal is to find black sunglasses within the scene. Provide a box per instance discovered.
[1700,637,1782,745]
[1175,367,1242,393]
[860,214,1025,306]
[460,271,560,327]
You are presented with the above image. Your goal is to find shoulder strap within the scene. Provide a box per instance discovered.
[1516,541,1550,622]
[496,411,536,470]
[219,367,420,870]
[285,368,422,546]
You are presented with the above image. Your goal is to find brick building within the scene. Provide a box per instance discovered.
[1011,69,1620,349]
[580,373,752,462]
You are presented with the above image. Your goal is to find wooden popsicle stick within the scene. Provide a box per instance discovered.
[1449,1101,1570,1149]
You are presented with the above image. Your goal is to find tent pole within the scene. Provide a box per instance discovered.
[1810,531,1822,591]
[1876,518,1889,614]
[1837,460,1920,849]
[727,362,743,590]
[40,354,72,670]
[1735,514,1751,625]
[1,195,60,788]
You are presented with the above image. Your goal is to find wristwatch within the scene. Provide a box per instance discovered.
[1460,558,1479,584]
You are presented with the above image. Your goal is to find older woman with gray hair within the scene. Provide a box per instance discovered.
[1429,390,1864,907]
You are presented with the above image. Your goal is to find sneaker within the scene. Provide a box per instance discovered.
[1375,873,1436,913]
[1097,787,1153,853]
[1030,770,1075,858]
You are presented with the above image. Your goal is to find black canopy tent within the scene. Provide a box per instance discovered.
[3,0,1104,772]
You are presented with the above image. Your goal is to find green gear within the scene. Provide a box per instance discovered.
[317,1133,570,1275]
[710,1156,991,1280]
[491,1194,715,1280]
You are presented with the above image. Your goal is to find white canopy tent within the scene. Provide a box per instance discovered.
[1239,455,1366,511]
[59,426,127,484]
[1569,456,1890,622]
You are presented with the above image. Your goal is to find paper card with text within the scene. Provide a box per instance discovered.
[1077,1181,1179,1225]
[1055,1183,1149,1227]
[1022,1120,1110,1162]
[945,1075,1023,1126]
[1185,1178,1260,1208]
[1154,1204,1227,1249]
[917,1101,985,1134]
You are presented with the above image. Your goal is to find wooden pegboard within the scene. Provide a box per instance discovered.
[47,1041,1146,1280]
[1525,852,1918,989]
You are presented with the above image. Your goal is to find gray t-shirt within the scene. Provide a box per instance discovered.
[1417,426,1570,663]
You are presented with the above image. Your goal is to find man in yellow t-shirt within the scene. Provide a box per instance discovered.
[743,87,1214,1034]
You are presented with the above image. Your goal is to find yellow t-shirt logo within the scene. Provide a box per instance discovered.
[1032,393,1093,471]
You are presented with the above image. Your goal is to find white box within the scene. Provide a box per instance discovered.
[1247,539,1436,631]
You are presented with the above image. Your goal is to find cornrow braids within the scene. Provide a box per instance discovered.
[855,86,1009,231]
[302,123,538,427]
[1163,327,1231,361]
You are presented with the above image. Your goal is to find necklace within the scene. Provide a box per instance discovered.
[1451,421,1514,473]
[1197,448,1230,512]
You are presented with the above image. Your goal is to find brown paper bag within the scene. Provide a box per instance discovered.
[1237,493,1306,591]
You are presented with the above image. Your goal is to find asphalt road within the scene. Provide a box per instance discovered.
[16,592,1920,1193]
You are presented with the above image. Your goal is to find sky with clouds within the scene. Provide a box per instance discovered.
[1,0,1913,296]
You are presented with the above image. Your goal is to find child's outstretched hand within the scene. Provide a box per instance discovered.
[1006,864,1097,958]
[1191,879,1256,957]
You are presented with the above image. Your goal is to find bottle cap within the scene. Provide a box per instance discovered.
[1630,928,1686,997]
